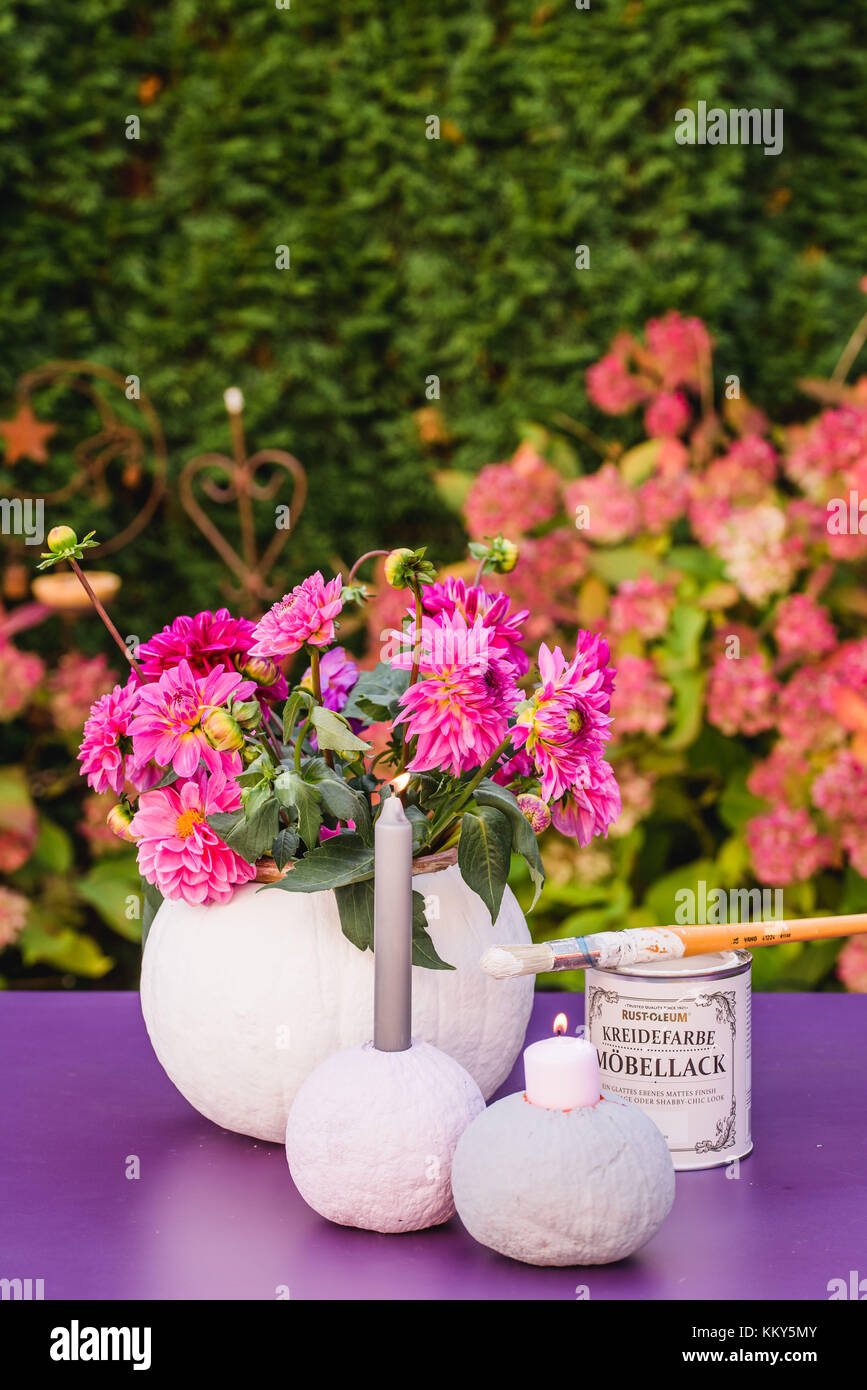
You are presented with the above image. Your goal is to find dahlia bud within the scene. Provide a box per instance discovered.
[517,793,551,835]
[107,801,137,843]
[240,742,260,766]
[242,655,278,687]
[231,698,262,730]
[383,547,436,589]
[469,534,519,575]
[202,707,244,752]
[46,525,78,554]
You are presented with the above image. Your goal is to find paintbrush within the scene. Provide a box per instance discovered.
[480,913,867,979]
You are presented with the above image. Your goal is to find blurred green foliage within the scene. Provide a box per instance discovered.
[3,0,867,643]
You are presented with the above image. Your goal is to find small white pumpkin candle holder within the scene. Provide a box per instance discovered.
[452,1020,675,1266]
[286,1037,485,1233]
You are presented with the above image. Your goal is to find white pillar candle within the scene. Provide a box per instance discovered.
[373,791,413,1052]
[523,1015,600,1110]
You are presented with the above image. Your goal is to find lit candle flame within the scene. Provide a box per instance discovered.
[391,772,411,794]
[553,1012,568,1036]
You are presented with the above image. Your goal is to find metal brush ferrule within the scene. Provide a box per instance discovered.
[548,937,598,971]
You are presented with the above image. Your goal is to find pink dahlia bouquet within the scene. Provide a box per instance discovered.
[39,527,619,966]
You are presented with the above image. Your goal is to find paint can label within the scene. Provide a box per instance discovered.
[585,951,752,1170]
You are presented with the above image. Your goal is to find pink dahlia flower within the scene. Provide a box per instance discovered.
[137,607,288,703]
[249,573,343,659]
[129,769,256,906]
[492,749,535,787]
[551,760,621,846]
[512,640,615,803]
[129,660,255,779]
[422,577,530,677]
[79,680,157,795]
[391,612,521,777]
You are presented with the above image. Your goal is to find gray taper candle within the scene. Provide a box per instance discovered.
[373,793,413,1051]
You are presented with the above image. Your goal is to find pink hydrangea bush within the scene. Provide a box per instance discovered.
[447,291,867,990]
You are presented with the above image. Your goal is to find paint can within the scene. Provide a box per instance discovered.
[584,951,752,1171]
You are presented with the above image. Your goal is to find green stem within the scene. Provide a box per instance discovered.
[308,646,334,769]
[428,735,514,844]
[69,557,142,675]
[348,549,389,586]
[294,707,314,773]
[397,582,424,772]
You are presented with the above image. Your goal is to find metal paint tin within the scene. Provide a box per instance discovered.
[584,950,752,1171]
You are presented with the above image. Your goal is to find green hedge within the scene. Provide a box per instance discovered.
[3,0,867,639]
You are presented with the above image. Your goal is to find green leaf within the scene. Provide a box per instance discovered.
[475,779,545,907]
[458,805,512,922]
[412,890,454,969]
[141,879,164,950]
[270,832,374,893]
[274,770,322,848]
[310,705,371,755]
[17,909,113,978]
[342,661,410,723]
[76,856,143,942]
[282,687,314,743]
[406,804,432,853]
[718,772,765,833]
[334,877,374,953]
[207,799,281,863]
[663,670,706,751]
[271,827,300,870]
[30,816,74,874]
[587,547,663,584]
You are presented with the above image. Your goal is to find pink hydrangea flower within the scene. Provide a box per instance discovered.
[644,391,690,438]
[391,613,521,776]
[47,652,117,733]
[746,806,835,885]
[638,472,690,534]
[249,572,343,659]
[129,768,256,906]
[705,652,778,737]
[587,347,648,415]
[551,760,621,846]
[785,405,867,498]
[610,761,656,835]
[129,660,255,778]
[463,445,563,540]
[773,594,836,661]
[610,573,677,639]
[565,465,641,544]
[776,662,841,751]
[512,639,614,802]
[0,885,28,950]
[837,935,867,992]
[137,607,288,702]
[0,640,45,723]
[644,311,712,391]
[422,577,529,676]
[79,680,156,795]
[610,654,671,737]
[715,504,802,606]
[747,745,809,804]
[499,529,589,641]
[811,751,867,824]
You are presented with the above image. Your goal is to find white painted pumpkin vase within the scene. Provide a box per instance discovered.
[140,861,534,1142]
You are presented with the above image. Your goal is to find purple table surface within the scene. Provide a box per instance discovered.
[1,991,865,1301]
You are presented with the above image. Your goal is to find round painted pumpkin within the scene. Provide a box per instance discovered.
[286,1039,486,1232]
[452,1089,675,1266]
[140,864,534,1142]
